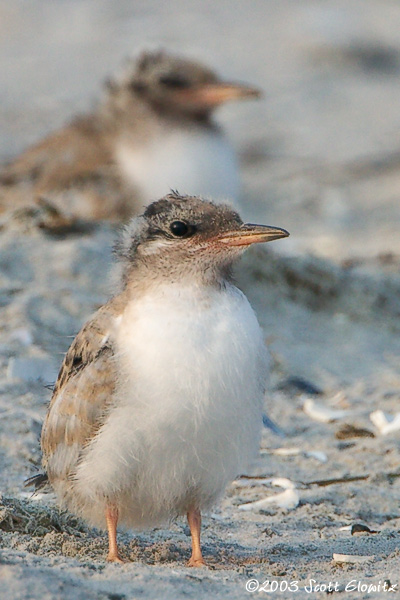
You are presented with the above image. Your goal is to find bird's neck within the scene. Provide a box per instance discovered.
[121,262,233,299]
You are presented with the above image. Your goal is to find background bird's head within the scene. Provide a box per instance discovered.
[115,192,288,286]
[105,50,261,121]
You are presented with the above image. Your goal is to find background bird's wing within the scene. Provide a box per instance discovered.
[0,116,134,222]
[40,299,122,482]
[0,116,111,191]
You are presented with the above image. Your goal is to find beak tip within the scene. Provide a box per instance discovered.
[217,224,290,247]
[250,88,263,98]
[244,224,290,244]
[237,86,262,100]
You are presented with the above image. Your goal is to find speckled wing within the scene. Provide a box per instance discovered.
[0,117,133,221]
[41,299,121,485]
[0,116,110,191]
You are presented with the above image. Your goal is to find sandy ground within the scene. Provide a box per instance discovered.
[1,1,400,599]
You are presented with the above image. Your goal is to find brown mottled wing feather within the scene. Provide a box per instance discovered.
[41,299,121,483]
[0,116,111,191]
[0,116,134,222]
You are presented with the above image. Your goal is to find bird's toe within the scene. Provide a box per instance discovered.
[187,556,207,568]
[106,553,126,564]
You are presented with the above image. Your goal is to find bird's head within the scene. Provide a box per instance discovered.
[115,193,289,286]
[106,50,261,120]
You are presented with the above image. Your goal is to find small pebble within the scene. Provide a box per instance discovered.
[276,376,323,396]
[351,523,378,535]
[336,423,375,439]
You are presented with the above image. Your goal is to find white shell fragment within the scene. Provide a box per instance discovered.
[303,399,351,423]
[370,410,400,436]
[304,450,328,463]
[269,478,296,489]
[261,447,328,463]
[332,553,374,564]
[268,447,301,456]
[238,477,299,511]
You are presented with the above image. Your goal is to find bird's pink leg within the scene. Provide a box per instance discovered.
[187,507,206,567]
[105,504,124,563]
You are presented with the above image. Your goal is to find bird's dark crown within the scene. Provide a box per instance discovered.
[142,191,242,240]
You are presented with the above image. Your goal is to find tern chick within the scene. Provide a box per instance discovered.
[29,193,288,565]
[1,51,260,223]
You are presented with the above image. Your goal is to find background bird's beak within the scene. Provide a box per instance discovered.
[175,82,261,108]
[217,224,289,247]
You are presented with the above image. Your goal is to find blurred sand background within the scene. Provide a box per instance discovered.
[0,1,400,598]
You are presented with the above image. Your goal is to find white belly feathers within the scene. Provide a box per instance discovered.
[115,127,240,206]
[74,283,267,527]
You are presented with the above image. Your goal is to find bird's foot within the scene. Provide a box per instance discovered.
[187,556,207,568]
[106,552,125,564]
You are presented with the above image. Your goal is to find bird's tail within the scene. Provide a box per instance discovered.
[24,472,49,492]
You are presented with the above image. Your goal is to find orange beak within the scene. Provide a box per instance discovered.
[174,82,261,109]
[216,223,289,247]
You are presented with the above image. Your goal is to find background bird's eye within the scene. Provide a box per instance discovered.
[158,74,190,89]
[129,81,146,94]
[169,221,193,237]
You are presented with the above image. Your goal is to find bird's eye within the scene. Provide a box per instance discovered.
[129,81,146,94]
[159,74,190,89]
[169,221,193,237]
